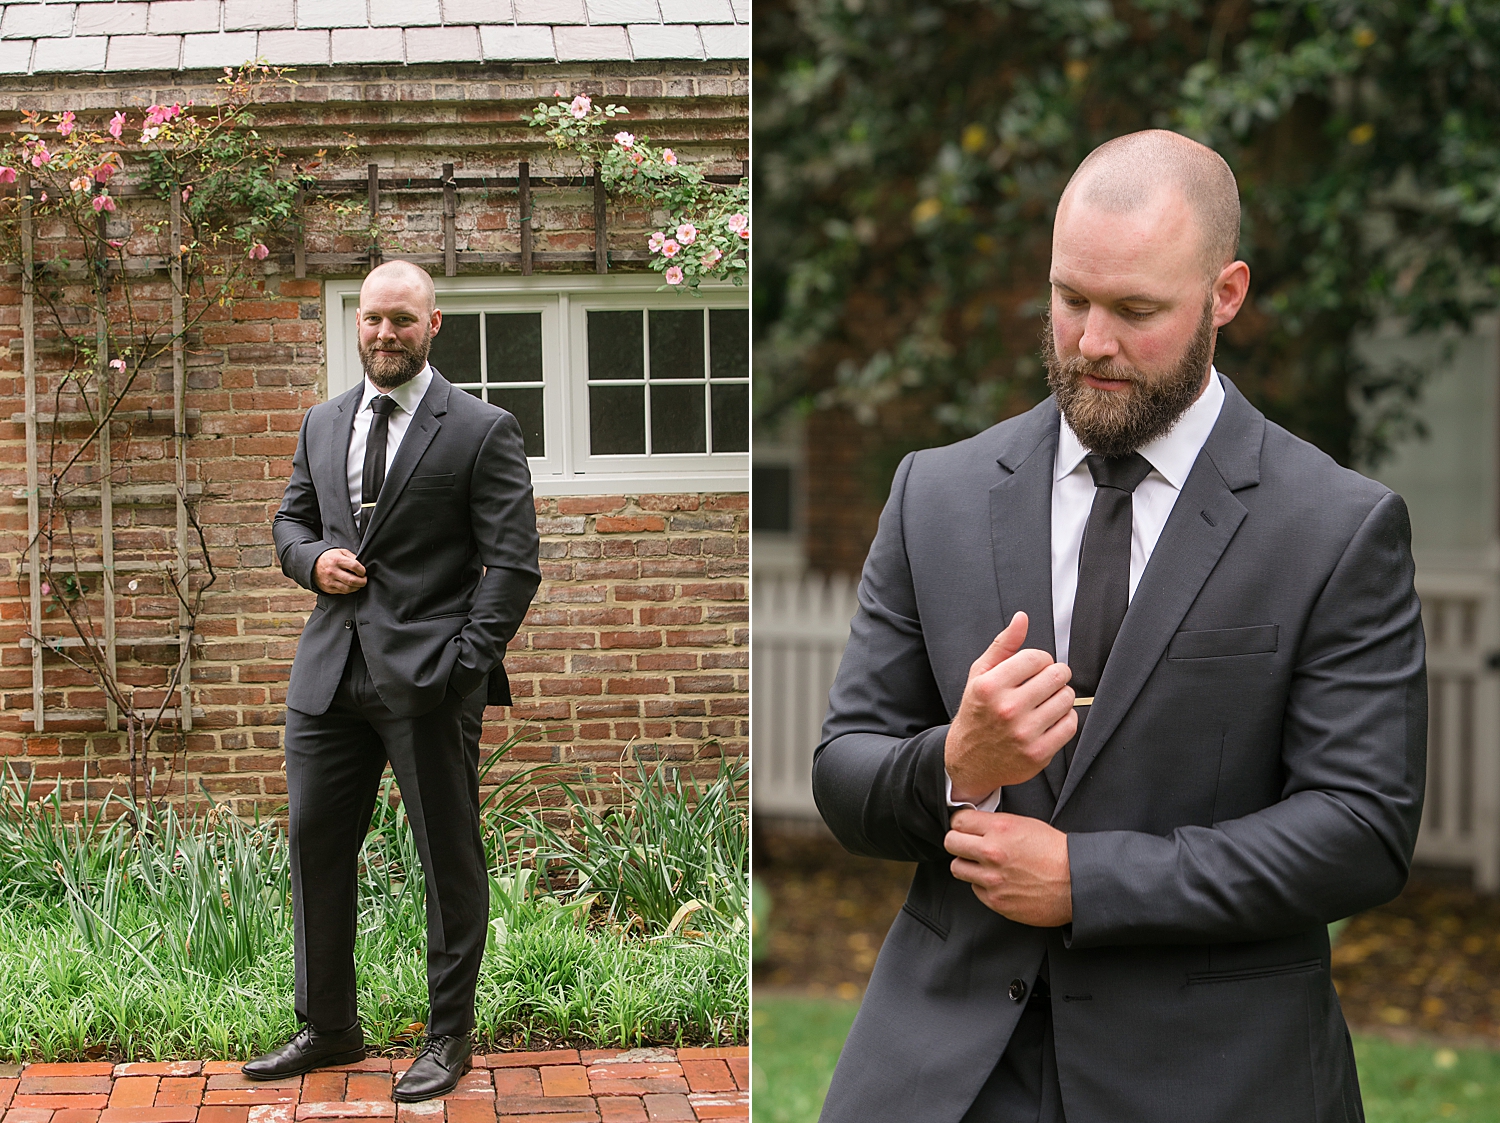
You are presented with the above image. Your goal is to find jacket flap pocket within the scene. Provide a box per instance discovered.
[1168,624,1278,660]
[409,473,455,490]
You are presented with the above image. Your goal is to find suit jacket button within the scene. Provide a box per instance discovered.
[1008,979,1026,1003]
[344,620,353,629]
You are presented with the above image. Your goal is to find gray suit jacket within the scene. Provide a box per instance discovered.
[274,369,541,717]
[813,376,1426,1123]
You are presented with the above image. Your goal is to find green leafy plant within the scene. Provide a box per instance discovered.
[527,95,748,291]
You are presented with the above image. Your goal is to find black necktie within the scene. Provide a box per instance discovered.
[1063,452,1154,769]
[359,395,397,533]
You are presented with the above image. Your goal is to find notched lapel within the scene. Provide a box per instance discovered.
[1052,379,1264,817]
[326,385,362,544]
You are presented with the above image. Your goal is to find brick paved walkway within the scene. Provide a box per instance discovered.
[0,1048,748,1123]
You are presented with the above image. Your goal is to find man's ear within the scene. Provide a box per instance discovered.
[429,307,443,336]
[1211,260,1250,328]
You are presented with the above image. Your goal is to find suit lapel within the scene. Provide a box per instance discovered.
[1052,377,1265,817]
[357,372,451,553]
[988,399,1063,800]
[327,383,362,544]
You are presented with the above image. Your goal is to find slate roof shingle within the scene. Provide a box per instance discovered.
[0,0,747,74]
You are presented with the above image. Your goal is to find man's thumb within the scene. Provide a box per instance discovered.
[972,611,1028,675]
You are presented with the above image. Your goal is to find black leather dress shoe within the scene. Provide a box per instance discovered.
[392,1035,473,1102]
[243,1023,365,1080]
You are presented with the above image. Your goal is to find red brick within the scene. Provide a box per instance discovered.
[440,1102,491,1123]
[677,1062,730,1094]
[99,1109,202,1123]
[49,1110,99,1123]
[640,1095,694,1122]
[200,1094,297,1107]
[297,1075,343,1105]
[685,1091,748,1120]
[108,1082,157,1110]
[0,1082,16,1113]
[13,1100,109,1112]
[725,1060,746,1091]
[5,1110,55,1123]
[151,1081,204,1108]
[245,1107,295,1123]
[496,1116,597,1123]
[195,1110,248,1123]
[19,1082,112,1097]
[21,1070,112,1081]
[594,517,665,533]
[597,1099,646,1123]
[110,1071,199,1082]
[293,1106,394,1120]
[492,1100,595,1117]
[339,1076,388,1104]
[487,1070,539,1098]
[538,1068,589,1099]
[481,1053,579,1070]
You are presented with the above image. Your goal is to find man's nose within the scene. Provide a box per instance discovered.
[1077,307,1119,362]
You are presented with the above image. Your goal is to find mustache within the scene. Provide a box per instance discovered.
[1056,357,1146,387]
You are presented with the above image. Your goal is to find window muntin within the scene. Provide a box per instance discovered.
[429,310,547,457]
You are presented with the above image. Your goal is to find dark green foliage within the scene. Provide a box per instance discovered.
[756,0,1500,468]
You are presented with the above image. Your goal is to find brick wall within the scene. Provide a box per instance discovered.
[0,61,747,816]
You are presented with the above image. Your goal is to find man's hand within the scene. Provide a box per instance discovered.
[945,611,1077,802]
[946,809,1072,927]
[314,548,367,594]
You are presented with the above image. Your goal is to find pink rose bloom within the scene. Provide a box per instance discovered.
[94,163,115,184]
[57,111,76,137]
[738,226,750,240]
[701,246,723,268]
[108,359,127,373]
[725,213,748,233]
[0,167,16,185]
[30,146,49,168]
[629,151,645,165]
[40,582,50,597]
[662,148,677,166]
[250,243,270,261]
[648,231,667,253]
[107,239,125,249]
[676,223,697,245]
[664,265,684,285]
[69,175,90,193]
[660,239,680,258]
[614,131,635,147]
[182,185,194,202]
[569,94,592,118]
[109,112,126,140]
[91,193,115,213]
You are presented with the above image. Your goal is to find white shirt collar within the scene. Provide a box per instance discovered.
[360,362,433,416]
[1055,367,1226,490]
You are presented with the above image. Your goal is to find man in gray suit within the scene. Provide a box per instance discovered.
[813,131,1426,1121]
[247,261,540,1100]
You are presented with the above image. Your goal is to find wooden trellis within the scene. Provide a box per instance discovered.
[9,158,748,734]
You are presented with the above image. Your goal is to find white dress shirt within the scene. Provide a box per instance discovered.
[948,369,1226,811]
[346,364,434,519]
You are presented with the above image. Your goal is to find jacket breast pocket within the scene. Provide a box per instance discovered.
[1168,624,1278,661]
[409,473,455,490]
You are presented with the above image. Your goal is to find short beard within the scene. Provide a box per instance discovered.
[1042,299,1216,457]
[359,333,430,391]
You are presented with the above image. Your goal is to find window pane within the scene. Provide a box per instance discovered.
[651,384,706,453]
[487,312,543,383]
[487,387,545,457]
[588,311,644,380]
[649,309,704,380]
[590,385,646,454]
[711,383,749,453]
[427,313,480,382]
[709,309,749,379]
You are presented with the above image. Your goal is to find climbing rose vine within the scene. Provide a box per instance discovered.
[526,95,748,291]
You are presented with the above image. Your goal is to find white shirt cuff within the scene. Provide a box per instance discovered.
[945,771,1002,813]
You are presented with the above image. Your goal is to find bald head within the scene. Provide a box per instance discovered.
[1061,130,1241,276]
[360,259,436,314]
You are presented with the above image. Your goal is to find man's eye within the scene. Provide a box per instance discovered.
[1061,296,1087,309]
[1122,307,1155,321]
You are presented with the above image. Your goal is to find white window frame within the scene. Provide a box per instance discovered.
[324,274,749,497]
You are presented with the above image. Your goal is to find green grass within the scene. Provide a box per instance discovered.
[751,996,1500,1123]
[0,755,748,1061]
[751,996,858,1123]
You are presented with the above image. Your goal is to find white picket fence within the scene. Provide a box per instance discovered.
[752,568,1500,888]
[751,571,861,818]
